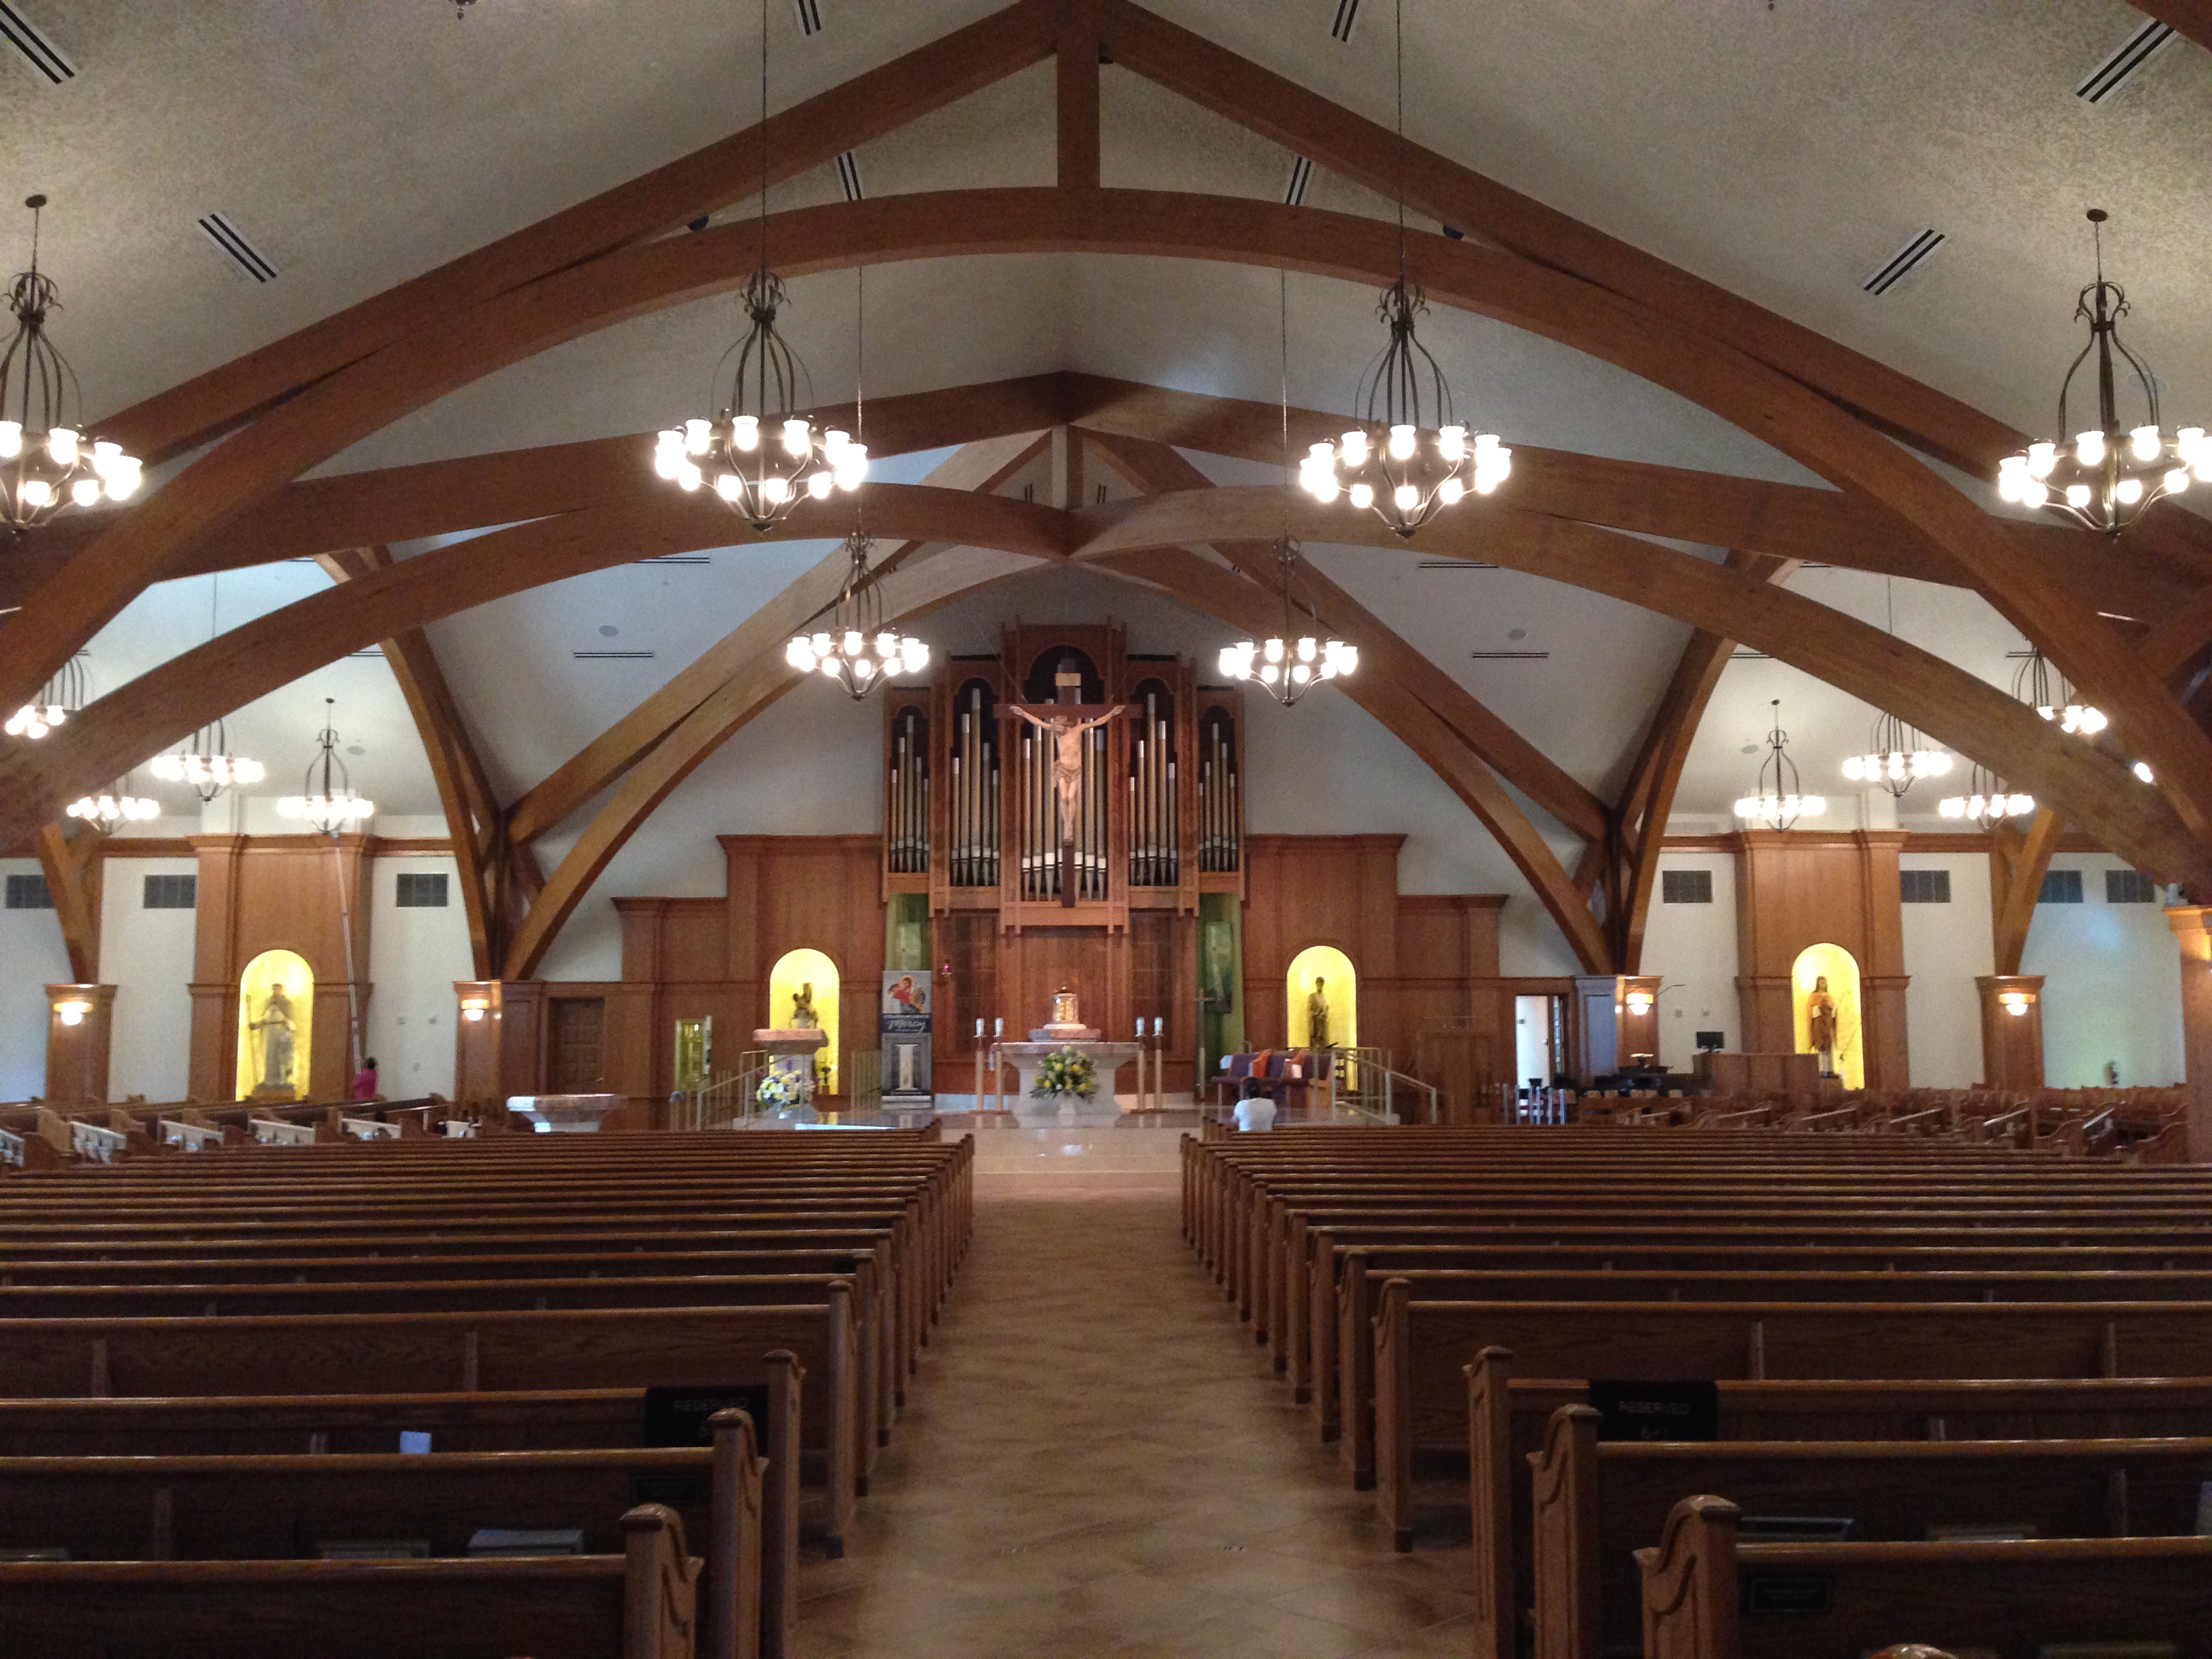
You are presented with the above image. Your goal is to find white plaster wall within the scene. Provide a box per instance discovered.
[99,859,200,1104]
[1898,852,1994,1088]
[366,854,474,1100]
[2022,853,2186,1088]
[1639,851,1739,1071]
[0,859,71,1101]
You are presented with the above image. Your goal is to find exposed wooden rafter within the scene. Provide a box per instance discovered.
[34,822,102,985]
[1990,808,2067,979]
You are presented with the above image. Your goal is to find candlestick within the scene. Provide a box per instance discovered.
[1153,1016,1164,1037]
[994,1017,1003,1037]
[975,1017,984,1038]
[1135,1018,1144,1040]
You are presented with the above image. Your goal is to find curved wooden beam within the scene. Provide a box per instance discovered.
[21,186,2212,849]
[1073,487,2209,888]
[1991,809,2067,979]
[1079,427,1609,842]
[0,485,1062,848]
[34,823,100,985]
[503,545,1038,977]
[12,187,2205,852]
[98,1,1061,465]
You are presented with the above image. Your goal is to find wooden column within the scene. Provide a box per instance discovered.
[1974,974,2046,1092]
[1618,975,1662,1069]
[43,983,115,1105]
[1856,830,1912,1092]
[2166,905,2212,1160]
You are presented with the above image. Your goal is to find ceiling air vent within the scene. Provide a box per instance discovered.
[1729,650,1771,661]
[1330,0,1360,43]
[793,0,822,37]
[0,3,73,86]
[1862,228,1944,297]
[197,213,277,284]
[573,650,656,661]
[1469,650,1549,661]
[1418,558,1498,570]
[835,150,863,203]
[2076,19,2173,104]
[1285,155,1314,207]
[635,554,710,566]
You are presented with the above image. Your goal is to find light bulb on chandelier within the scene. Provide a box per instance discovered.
[2013,647,2104,739]
[5,653,85,741]
[1838,708,1950,798]
[1937,762,2035,823]
[785,531,928,700]
[65,787,159,832]
[1995,211,2203,535]
[0,195,141,531]
[1733,699,1825,829]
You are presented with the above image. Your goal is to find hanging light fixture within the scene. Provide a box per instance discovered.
[2014,647,2106,737]
[1301,0,1507,536]
[0,195,142,531]
[1838,581,1950,795]
[66,771,159,833]
[148,577,263,798]
[1734,699,1825,829]
[5,652,85,740]
[276,698,375,832]
[1938,763,2035,824]
[1996,210,2203,535]
[652,0,866,530]
[785,531,928,698]
[1223,270,1359,703]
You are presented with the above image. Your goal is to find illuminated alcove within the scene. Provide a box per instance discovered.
[1286,945,1355,1052]
[1790,941,1863,1090]
[236,948,314,1101]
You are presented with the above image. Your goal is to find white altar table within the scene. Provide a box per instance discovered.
[992,1040,1143,1126]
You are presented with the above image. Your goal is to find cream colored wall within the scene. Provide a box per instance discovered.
[99,857,200,1104]
[1897,852,1993,1088]
[1639,851,1740,1071]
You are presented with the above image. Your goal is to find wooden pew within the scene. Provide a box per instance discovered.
[1531,1404,2212,1659]
[0,1300,858,1558]
[0,1500,701,1659]
[1465,1348,2212,1659]
[1638,1493,2212,1659]
[0,1409,764,1659]
[1374,1285,2212,1551]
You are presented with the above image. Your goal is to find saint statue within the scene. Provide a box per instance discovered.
[1805,974,1838,1067]
[249,984,298,1090]
[791,982,819,1029]
[1307,976,1331,1048]
[1011,701,1130,842]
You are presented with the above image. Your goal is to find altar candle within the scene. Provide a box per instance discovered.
[994,1017,1003,1037]
[1153,1017,1164,1037]
[975,1018,984,1038]
[1136,1019,1144,1040]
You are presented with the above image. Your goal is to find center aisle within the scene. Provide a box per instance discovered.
[794,1187,1476,1658]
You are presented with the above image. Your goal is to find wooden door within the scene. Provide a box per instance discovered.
[548,998,607,1092]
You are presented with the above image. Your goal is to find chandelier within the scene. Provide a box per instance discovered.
[1218,537,1358,704]
[1840,715,1950,796]
[275,699,375,833]
[151,720,265,802]
[652,0,865,531]
[1996,211,2205,534]
[1734,699,1825,829]
[785,531,928,699]
[5,651,84,740]
[2014,647,2105,737]
[66,775,159,833]
[1938,764,2034,824]
[1299,0,1507,537]
[1,195,141,531]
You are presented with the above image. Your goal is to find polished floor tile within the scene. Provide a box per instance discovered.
[796,1190,1471,1657]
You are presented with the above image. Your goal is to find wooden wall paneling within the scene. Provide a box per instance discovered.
[1976,975,2047,1092]
[2167,905,2212,1159]
[1856,830,1912,1092]
[497,981,548,1097]
[451,981,504,1107]
[721,836,884,1100]
[934,910,1000,1070]
[43,983,115,1105]
[1242,834,1406,1056]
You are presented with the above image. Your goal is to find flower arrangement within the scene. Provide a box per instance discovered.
[756,1070,804,1112]
[1031,1045,1099,1101]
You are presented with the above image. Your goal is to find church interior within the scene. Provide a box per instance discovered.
[1,3,2212,1656]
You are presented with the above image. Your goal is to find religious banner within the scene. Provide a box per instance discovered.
[880,971,933,1105]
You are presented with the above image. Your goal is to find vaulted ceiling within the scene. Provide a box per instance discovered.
[1,0,2208,981]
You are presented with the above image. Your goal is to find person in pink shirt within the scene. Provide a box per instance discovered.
[352,1057,380,1101]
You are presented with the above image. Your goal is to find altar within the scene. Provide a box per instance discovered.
[992,988,1142,1126]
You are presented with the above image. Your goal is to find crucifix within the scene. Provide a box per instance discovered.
[1010,661,1128,905]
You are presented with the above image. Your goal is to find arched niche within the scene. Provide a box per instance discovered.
[768,947,841,1094]
[236,948,314,1102]
[1286,944,1355,1052]
[1791,941,1863,1090]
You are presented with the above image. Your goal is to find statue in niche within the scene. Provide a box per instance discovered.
[248,985,298,1091]
[790,982,819,1029]
[1804,975,1838,1071]
[1308,977,1331,1048]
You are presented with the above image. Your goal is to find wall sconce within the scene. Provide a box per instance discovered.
[460,994,490,1023]
[1998,989,2034,1019]
[54,998,90,1027]
[1622,988,1656,1018]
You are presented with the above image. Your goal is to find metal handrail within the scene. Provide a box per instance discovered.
[1327,1046,1441,1124]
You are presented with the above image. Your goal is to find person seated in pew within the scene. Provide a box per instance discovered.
[1233,1078,1277,1134]
[352,1056,380,1102]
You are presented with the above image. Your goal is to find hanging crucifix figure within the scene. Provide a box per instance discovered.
[1011,662,1128,906]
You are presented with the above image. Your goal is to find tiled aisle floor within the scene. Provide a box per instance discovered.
[794,1191,1476,1658]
